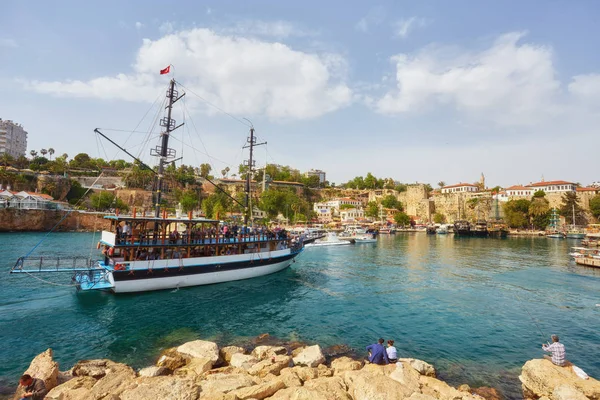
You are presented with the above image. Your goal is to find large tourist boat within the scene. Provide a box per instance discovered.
[10,78,304,292]
[471,220,489,237]
[573,248,600,268]
[453,220,471,236]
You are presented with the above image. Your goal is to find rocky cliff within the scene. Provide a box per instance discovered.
[0,209,111,232]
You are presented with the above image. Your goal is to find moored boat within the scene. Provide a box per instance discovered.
[574,247,600,268]
[436,224,449,234]
[305,232,353,247]
[471,220,489,237]
[453,220,471,236]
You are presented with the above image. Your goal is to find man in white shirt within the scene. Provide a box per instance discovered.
[542,335,566,366]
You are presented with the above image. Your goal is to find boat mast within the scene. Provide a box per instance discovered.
[153,79,185,218]
[242,124,265,225]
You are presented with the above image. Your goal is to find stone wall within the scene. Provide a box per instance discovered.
[0,209,111,232]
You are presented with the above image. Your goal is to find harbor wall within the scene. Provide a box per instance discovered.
[0,209,111,232]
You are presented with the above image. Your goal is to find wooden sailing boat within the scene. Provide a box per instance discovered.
[11,78,304,293]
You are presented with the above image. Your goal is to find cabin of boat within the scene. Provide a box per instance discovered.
[573,247,600,268]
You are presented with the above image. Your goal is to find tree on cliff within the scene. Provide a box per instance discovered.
[394,212,411,227]
[503,199,531,228]
[433,213,446,224]
[559,192,586,226]
[88,191,128,212]
[589,195,600,220]
[365,201,379,218]
[381,195,403,211]
[529,195,551,230]
[438,181,446,188]
[200,163,212,179]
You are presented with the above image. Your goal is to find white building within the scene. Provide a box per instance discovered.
[492,191,509,202]
[526,180,576,193]
[305,169,326,184]
[441,183,479,194]
[340,208,364,222]
[505,185,534,197]
[0,119,28,158]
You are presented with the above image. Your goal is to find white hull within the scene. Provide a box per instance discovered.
[108,249,298,293]
[305,241,352,247]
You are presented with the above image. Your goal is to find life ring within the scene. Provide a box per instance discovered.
[108,247,114,256]
[114,263,126,271]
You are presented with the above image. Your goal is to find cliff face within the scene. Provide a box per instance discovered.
[0,209,111,232]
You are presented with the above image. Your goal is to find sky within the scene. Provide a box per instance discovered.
[1,0,599,187]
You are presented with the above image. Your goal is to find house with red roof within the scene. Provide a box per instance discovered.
[441,183,479,194]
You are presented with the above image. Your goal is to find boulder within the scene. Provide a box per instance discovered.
[317,364,333,377]
[177,340,220,365]
[156,348,189,370]
[220,346,246,364]
[19,348,60,395]
[280,366,318,383]
[304,376,352,400]
[200,372,257,394]
[230,379,286,400]
[248,355,291,378]
[398,358,436,377]
[553,384,589,400]
[119,376,201,400]
[45,376,97,400]
[139,366,170,377]
[291,346,306,358]
[388,362,421,394]
[347,372,414,400]
[251,346,287,360]
[267,386,329,400]
[292,345,325,368]
[408,394,438,400]
[174,358,214,377]
[331,357,363,375]
[278,371,303,388]
[230,353,259,370]
[519,359,600,400]
[87,361,137,399]
[420,375,485,400]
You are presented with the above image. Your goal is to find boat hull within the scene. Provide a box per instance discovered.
[566,233,585,239]
[106,250,300,293]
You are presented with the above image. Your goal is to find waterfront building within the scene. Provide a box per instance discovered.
[305,169,326,184]
[505,185,534,197]
[0,119,28,158]
[441,183,479,194]
[526,180,576,193]
[340,207,364,222]
[0,190,61,210]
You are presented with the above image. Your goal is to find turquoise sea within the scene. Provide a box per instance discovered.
[1,232,599,399]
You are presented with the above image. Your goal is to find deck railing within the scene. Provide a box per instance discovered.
[11,256,97,273]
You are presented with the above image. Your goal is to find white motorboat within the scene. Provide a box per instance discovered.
[436,224,449,234]
[305,232,353,247]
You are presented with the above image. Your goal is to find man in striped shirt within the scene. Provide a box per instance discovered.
[542,335,566,366]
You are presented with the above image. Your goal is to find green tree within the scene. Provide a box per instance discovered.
[394,183,407,192]
[179,189,200,213]
[0,153,14,167]
[437,181,446,188]
[66,180,88,204]
[394,212,411,227]
[365,201,379,218]
[89,191,128,211]
[529,196,550,230]
[29,150,38,158]
[433,213,446,224]
[40,148,48,158]
[503,199,531,228]
[380,194,403,211]
[202,188,233,219]
[48,148,55,160]
[589,195,600,220]
[559,192,586,226]
[532,190,546,198]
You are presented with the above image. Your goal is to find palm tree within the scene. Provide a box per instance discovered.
[40,148,48,158]
[30,150,38,158]
[438,181,446,188]
[61,153,68,160]
[0,152,14,167]
[48,148,55,160]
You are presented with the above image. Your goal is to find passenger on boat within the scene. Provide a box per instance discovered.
[366,338,389,365]
[115,224,122,244]
[386,340,398,363]
[542,335,566,366]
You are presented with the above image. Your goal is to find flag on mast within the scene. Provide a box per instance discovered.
[160,66,170,75]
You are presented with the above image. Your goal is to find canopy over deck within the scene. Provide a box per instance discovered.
[104,215,220,224]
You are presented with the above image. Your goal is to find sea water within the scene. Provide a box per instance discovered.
[1,232,599,399]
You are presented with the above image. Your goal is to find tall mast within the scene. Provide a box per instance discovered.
[242,124,265,225]
[153,79,184,217]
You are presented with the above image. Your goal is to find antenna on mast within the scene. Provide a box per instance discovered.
[242,119,266,226]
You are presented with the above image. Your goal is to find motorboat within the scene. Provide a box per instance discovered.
[436,225,449,234]
[305,232,353,247]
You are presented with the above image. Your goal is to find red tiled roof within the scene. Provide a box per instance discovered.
[527,180,574,187]
[577,187,598,192]
[442,182,478,189]
[506,185,532,191]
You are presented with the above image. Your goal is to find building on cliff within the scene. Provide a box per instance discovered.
[441,182,479,194]
[0,190,66,210]
[0,118,28,158]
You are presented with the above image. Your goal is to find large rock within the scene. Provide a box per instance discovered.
[291,345,325,368]
[388,362,421,394]
[220,346,245,364]
[174,357,214,377]
[200,372,257,394]
[119,376,201,400]
[248,355,291,378]
[267,386,329,400]
[230,353,259,370]
[14,348,59,399]
[139,366,170,377]
[177,340,220,365]
[304,376,352,400]
[280,366,318,383]
[156,348,189,371]
[45,376,97,400]
[87,361,137,399]
[229,378,286,400]
[398,358,437,377]
[347,372,414,400]
[420,375,485,400]
[331,357,363,375]
[553,384,589,400]
[317,364,333,377]
[520,359,600,400]
[251,345,287,360]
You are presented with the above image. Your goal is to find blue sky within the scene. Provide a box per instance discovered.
[1,0,599,187]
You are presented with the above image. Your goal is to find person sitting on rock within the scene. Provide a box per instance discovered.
[18,374,47,400]
[386,339,398,363]
[366,338,389,365]
[542,334,566,366]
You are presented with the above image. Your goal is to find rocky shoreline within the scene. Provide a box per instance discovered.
[6,335,599,400]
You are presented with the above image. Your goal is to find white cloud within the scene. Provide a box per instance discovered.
[26,28,352,120]
[376,32,561,125]
[393,17,428,39]
[355,6,385,33]
[0,38,18,48]
[135,21,144,30]
[568,74,600,104]
[159,21,175,34]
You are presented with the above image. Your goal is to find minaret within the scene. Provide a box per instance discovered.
[480,172,485,190]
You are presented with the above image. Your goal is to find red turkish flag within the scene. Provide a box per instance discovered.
[160,66,170,75]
